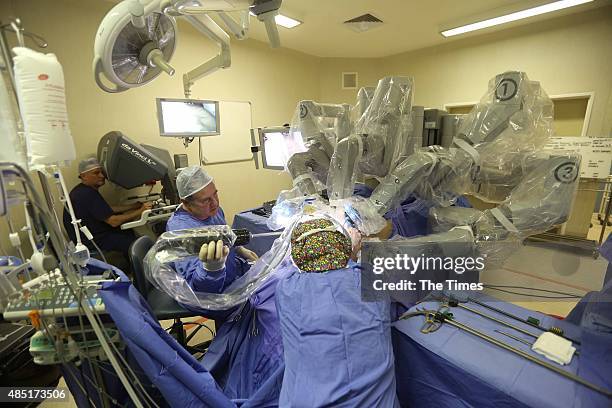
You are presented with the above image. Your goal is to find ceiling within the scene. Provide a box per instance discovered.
[242,0,608,57]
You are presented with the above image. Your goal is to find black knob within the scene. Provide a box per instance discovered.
[232,229,252,246]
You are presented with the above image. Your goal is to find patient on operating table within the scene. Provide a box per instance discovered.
[275,218,399,407]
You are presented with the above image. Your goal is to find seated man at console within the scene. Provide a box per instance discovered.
[63,157,152,272]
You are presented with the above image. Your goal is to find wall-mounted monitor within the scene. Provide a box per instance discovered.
[156,98,220,137]
[253,126,305,170]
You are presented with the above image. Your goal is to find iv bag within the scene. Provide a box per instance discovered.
[13,47,76,169]
[0,64,27,168]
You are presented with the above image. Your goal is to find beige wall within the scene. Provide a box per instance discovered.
[320,7,612,138]
[318,58,384,105]
[1,1,611,258]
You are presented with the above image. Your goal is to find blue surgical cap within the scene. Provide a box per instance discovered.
[177,166,213,199]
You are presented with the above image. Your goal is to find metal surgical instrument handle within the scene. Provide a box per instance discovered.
[466,297,577,344]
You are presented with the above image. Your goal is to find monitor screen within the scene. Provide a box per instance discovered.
[258,127,306,170]
[157,98,220,137]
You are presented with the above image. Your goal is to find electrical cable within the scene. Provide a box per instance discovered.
[89,239,108,264]
[185,322,215,342]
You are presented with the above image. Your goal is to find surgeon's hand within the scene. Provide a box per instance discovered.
[237,246,258,262]
[139,202,154,213]
[199,240,229,272]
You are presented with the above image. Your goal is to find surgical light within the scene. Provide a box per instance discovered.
[249,11,301,28]
[440,0,593,37]
[275,14,301,28]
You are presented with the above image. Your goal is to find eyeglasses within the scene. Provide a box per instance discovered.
[191,190,218,207]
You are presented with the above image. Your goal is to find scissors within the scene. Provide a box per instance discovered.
[398,305,454,334]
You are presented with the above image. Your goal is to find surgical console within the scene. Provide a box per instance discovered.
[97,131,183,230]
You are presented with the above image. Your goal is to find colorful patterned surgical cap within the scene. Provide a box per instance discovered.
[290,218,352,273]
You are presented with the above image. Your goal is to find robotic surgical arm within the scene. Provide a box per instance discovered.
[429,151,580,263]
[326,76,416,201]
[286,76,416,199]
[286,100,351,195]
[350,71,581,264]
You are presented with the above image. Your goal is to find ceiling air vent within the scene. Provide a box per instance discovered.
[343,13,383,33]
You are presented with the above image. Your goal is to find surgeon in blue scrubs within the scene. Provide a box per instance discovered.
[276,218,399,407]
[166,166,284,403]
[166,166,257,294]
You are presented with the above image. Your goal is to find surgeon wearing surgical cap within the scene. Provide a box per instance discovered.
[275,217,399,407]
[165,166,257,299]
[62,156,153,274]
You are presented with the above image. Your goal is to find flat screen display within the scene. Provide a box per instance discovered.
[157,98,220,137]
[259,127,306,170]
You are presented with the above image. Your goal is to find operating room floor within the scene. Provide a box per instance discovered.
[481,241,608,317]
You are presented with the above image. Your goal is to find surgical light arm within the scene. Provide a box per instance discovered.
[175,0,281,95]
[182,14,231,97]
[217,10,249,39]
[251,0,282,48]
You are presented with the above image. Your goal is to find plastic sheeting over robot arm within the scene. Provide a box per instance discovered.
[326,135,363,203]
[361,227,477,304]
[354,76,415,178]
[366,146,475,217]
[285,100,351,195]
[325,77,416,204]
[144,223,299,311]
[499,152,581,234]
[354,86,375,120]
[429,152,581,265]
[456,71,555,202]
[286,146,330,195]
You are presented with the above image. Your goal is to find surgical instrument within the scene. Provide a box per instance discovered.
[448,299,541,340]
[467,296,574,343]
[400,309,612,399]
[494,329,532,347]
[494,329,580,357]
